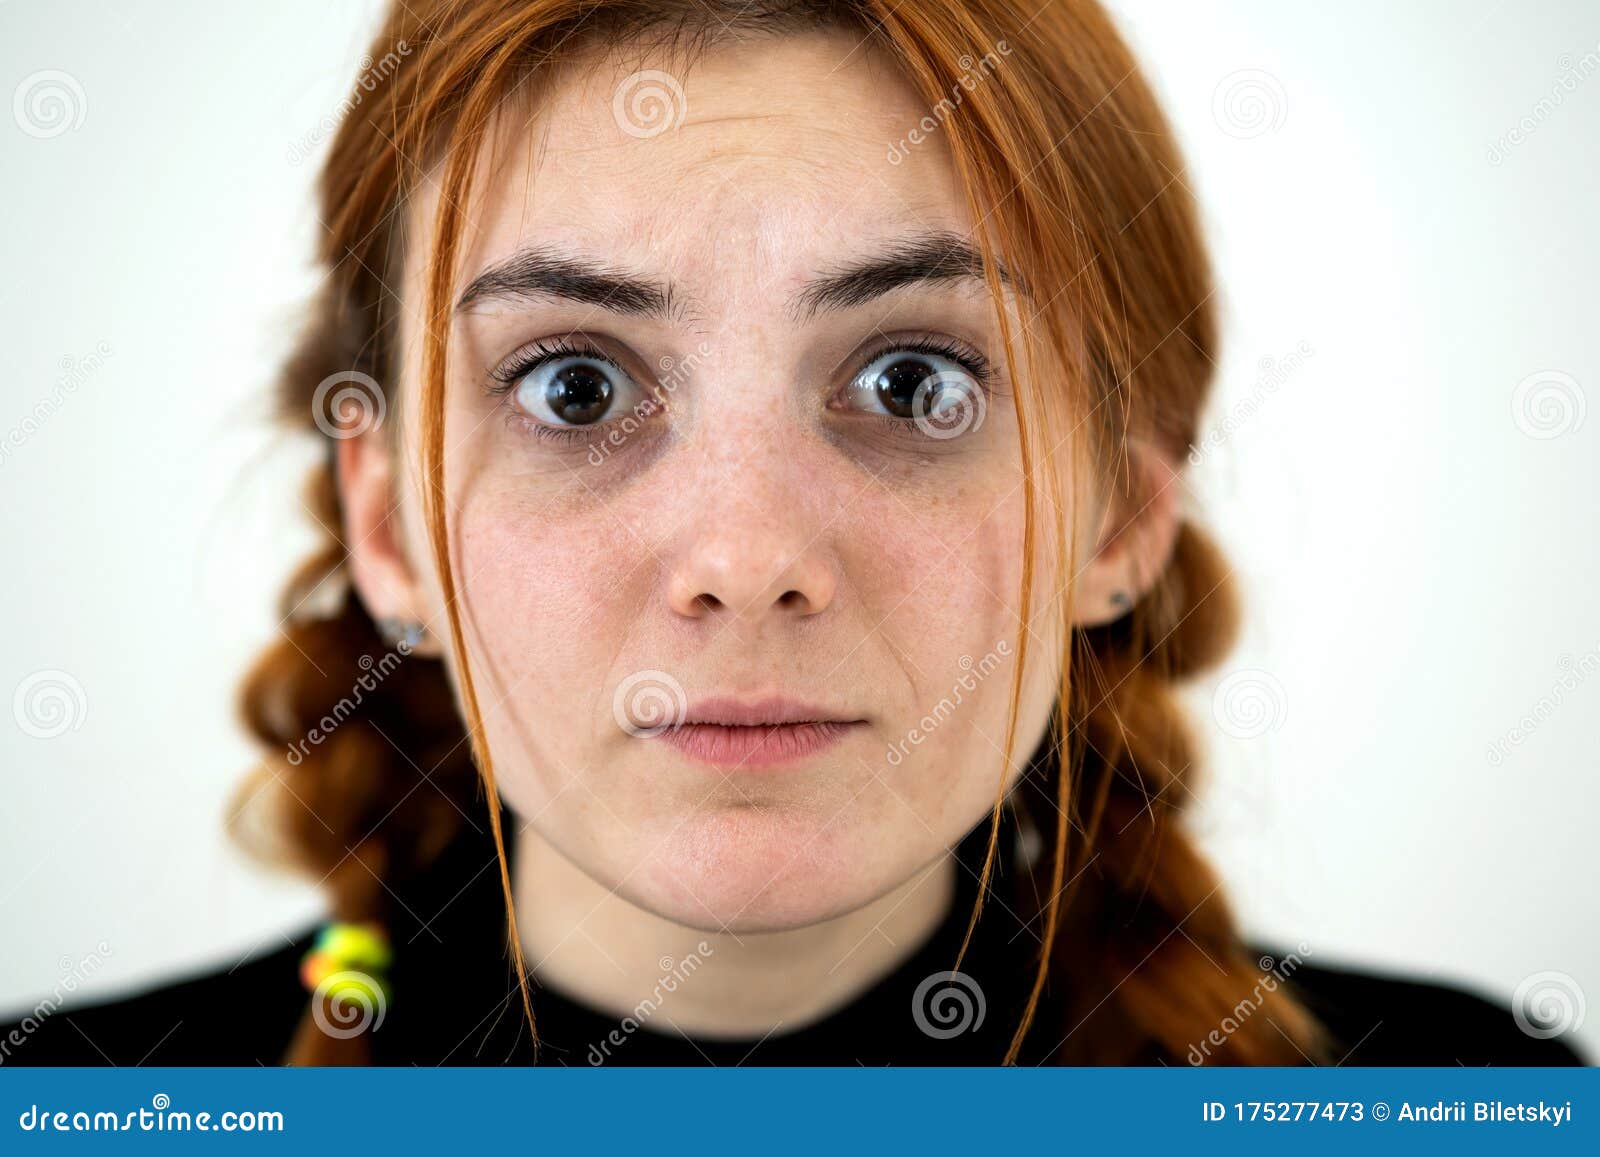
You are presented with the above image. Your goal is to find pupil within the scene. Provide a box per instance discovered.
[545,364,613,425]
[874,357,936,419]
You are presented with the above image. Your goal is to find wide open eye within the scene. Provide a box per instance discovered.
[836,342,991,439]
[494,339,651,430]
[513,354,633,427]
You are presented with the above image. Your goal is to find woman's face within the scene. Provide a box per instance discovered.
[382,30,1067,931]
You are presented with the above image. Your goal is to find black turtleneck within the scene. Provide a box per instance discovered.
[0,806,1586,1067]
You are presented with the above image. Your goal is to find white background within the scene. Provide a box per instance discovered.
[2,1,1595,1059]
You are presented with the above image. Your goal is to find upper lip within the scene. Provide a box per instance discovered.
[677,696,861,727]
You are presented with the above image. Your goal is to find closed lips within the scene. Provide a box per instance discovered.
[655,697,865,768]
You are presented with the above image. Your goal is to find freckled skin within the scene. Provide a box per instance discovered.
[389,31,1063,932]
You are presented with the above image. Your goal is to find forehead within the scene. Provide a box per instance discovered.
[440,28,975,313]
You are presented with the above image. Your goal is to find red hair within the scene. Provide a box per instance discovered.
[234,0,1328,1066]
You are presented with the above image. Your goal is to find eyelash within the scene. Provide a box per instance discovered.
[486,336,634,444]
[487,336,622,391]
[857,335,997,391]
[483,331,999,442]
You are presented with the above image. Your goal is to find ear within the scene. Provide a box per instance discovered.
[1073,439,1184,628]
[335,431,443,658]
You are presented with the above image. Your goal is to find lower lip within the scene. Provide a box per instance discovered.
[655,721,861,769]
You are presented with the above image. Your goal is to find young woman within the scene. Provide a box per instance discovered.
[4,0,1583,1067]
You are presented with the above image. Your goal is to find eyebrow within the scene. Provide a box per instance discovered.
[453,231,1018,322]
[791,231,1019,321]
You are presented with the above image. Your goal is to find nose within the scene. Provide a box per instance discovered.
[658,351,839,624]
[666,533,836,622]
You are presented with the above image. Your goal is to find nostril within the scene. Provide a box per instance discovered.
[666,553,834,621]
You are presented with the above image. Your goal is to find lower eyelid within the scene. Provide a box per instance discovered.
[836,368,997,416]
[497,393,665,445]
[851,411,980,441]
[530,421,593,445]
[498,409,581,442]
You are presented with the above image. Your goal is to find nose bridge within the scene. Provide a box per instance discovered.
[663,398,836,622]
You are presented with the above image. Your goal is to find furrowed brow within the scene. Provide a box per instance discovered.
[789,231,1019,322]
[455,244,675,320]
[454,232,1017,324]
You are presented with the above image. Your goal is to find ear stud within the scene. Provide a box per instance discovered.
[375,617,426,651]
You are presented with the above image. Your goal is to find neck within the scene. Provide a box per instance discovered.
[511,826,956,1039]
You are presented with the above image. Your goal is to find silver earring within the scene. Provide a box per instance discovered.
[376,617,426,650]
[1110,591,1131,610]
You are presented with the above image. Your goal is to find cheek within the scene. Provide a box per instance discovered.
[424,406,1050,925]
[448,481,646,763]
[846,465,1026,670]
[841,472,1033,825]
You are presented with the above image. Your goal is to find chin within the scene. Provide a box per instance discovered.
[627,806,895,933]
